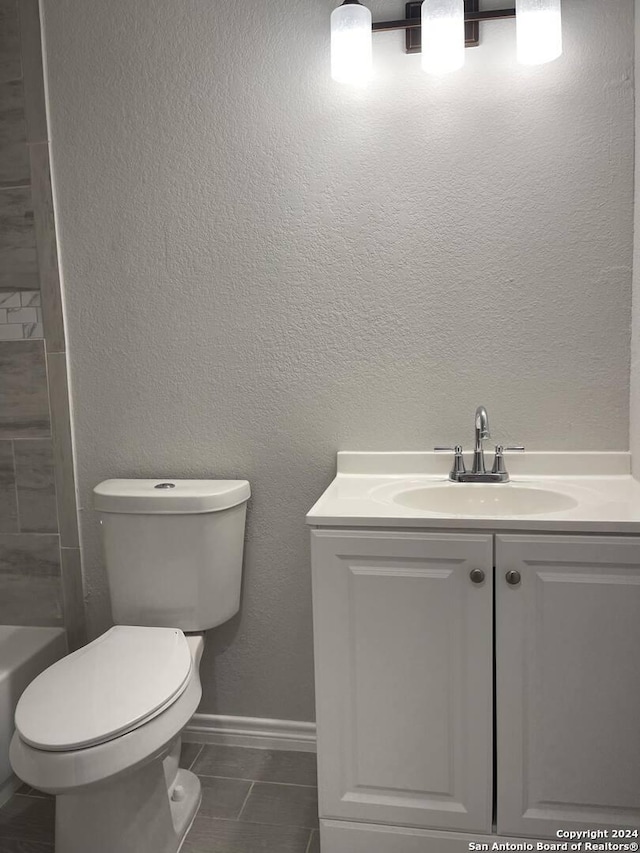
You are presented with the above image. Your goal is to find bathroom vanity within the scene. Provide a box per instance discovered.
[307,451,640,853]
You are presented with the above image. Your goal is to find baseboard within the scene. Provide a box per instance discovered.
[320,819,541,853]
[183,714,317,752]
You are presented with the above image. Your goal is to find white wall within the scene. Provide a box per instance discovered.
[41,0,634,721]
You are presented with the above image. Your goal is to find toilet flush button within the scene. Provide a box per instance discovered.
[171,786,186,802]
[154,483,176,489]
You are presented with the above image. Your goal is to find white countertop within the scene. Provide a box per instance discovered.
[306,451,640,532]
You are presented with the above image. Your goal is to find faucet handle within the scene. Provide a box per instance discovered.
[434,445,466,478]
[492,445,525,475]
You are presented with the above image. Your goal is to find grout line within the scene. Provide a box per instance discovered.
[195,773,317,788]
[0,181,31,191]
[10,439,21,533]
[305,829,316,853]
[235,781,254,822]
[15,790,50,800]
[0,531,59,537]
[186,744,203,771]
[187,813,319,832]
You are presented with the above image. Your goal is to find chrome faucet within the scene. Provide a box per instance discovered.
[435,406,524,483]
[473,405,491,475]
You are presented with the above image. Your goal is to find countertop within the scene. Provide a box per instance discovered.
[306,451,640,532]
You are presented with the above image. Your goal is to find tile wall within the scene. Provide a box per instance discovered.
[0,291,43,340]
[0,0,85,648]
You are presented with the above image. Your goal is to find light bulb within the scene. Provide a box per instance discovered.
[331,0,373,87]
[421,0,465,75]
[516,0,562,66]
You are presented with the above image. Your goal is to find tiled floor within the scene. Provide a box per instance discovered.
[0,743,319,853]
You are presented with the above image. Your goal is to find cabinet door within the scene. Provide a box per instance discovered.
[311,529,493,833]
[496,535,640,838]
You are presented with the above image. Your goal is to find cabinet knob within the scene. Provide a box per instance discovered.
[505,570,521,586]
[470,568,485,584]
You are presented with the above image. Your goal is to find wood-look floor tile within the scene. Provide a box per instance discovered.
[0,341,50,438]
[0,0,21,83]
[0,440,18,532]
[0,187,34,249]
[252,751,316,787]
[183,816,311,853]
[14,438,57,533]
[194,746,317,786]
[199,776,251,820]
[0,79,25,144]
[0,837,53,852]
[0,188,38,291]
[18,0,47,143]
[0,533,62,624]
[0,78,28,187]
[239,782,318,830]
[193,744,262,779]
[0,144,30,188]
[0,795,54,844]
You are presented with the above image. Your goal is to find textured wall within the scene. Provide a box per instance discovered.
[41,0,633,721]
[632,0,640,477]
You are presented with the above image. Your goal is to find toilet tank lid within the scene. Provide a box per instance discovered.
[94,479,251,514]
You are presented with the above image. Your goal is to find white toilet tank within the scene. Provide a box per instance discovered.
[93,479,250,631]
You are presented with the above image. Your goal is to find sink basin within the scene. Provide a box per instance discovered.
[392,484,579,517]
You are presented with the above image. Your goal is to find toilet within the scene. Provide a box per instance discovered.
[10,478,250,853]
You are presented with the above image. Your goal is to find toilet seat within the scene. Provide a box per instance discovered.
[15,626,192,752]
[10,633,205,796]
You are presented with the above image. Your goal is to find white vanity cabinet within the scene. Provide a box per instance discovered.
[311,529,640,852]
[496,535,640,838]
[311,530,494,834]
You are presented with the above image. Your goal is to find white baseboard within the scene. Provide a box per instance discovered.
[320,819,540,853]
[183,714,316,752]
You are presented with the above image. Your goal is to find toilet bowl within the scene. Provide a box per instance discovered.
[11,629,205,853]
[10,478,250,853]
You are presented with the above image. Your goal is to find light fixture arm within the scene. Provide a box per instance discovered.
[372,6,515,34]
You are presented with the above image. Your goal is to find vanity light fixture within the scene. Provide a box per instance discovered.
[421,0,466,75]
[330,0,373,86]
[330,0,562,85]
[515,0,562,65]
